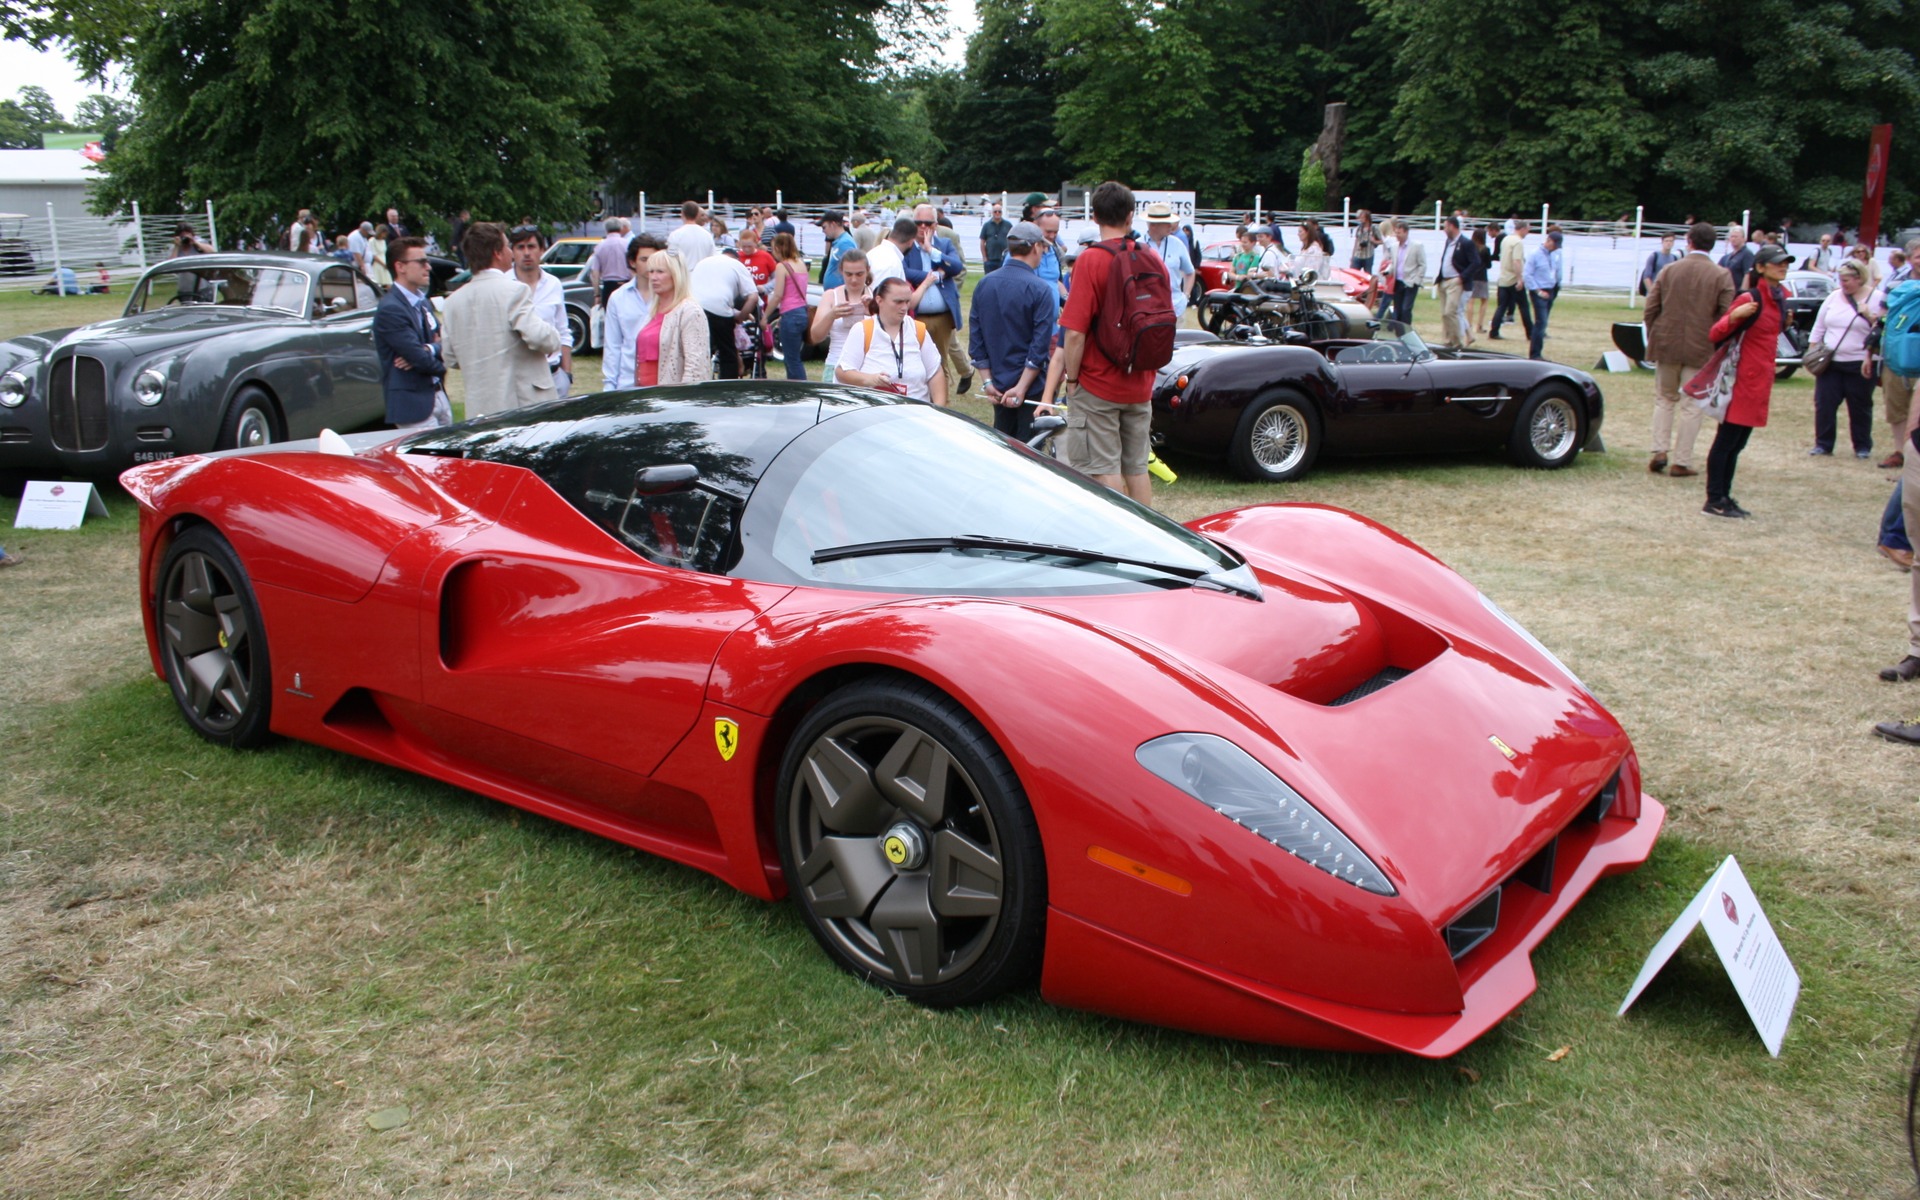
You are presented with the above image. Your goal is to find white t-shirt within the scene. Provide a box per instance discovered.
[688,254,756,319]
[667,223,717,267]
[865,239,907,288]
[820,285,872,370]
[836,317,943,402]
[522,269,572,366]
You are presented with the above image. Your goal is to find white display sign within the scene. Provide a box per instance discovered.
[13,480,109,530]
[1617,856,1800,1056]
[1132,191,1197,225]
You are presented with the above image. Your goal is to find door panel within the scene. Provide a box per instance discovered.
[1323,362,1437,453]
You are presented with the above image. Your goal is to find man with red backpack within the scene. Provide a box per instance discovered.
[1058,180,1177,504]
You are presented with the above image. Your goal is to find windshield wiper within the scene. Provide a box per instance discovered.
[810,535,1260,598]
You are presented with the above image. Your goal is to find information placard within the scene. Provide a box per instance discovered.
[1617,856,1800,1056]
[13,480,109,530]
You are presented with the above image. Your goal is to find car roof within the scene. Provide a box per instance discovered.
[143,252,326,274]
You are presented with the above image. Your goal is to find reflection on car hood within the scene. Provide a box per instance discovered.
[62,306,296,346]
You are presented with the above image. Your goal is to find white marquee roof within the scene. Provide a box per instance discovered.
[0,149,98,186]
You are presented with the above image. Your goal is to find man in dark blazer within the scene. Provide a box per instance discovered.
[372,236,447,430]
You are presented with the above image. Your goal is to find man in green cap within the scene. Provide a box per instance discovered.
[1022,192,1051,220]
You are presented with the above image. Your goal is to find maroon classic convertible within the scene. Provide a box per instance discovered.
[1153,321,1606,482]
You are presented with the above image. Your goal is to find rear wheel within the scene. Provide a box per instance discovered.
[566,306,590,353]
[155,525,273,748]
[217,387,280,451]
[776,676,1046,1009]
[1508,383,1584,469]
[1229,389,1322,482]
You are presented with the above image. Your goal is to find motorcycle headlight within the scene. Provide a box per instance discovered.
[1478,591,1584,690]
[1136,732,1395,896]
[0,370,26,407]
[133,367,167,406]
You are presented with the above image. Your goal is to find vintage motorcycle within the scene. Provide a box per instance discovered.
[1195,271,1357,344]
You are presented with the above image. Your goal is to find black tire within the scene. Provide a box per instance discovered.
[566,306,591,354]
[1774,363,1799,381]
[216,387,280,451]
[0,467,25,498]
[1229,388,1322,482]
[775,675,1046,1008]
[155,525,273,748]
[1508,382,1585,469]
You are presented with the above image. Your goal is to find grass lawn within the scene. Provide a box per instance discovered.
[1,283,1916,1197]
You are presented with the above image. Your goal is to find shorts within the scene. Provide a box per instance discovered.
[1470,280,1489,300]
[1884,366,1914,429]
[1069,385,1151,476]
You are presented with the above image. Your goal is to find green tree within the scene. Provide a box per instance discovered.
[0,0,146,80]
[590,0,903,201]
[930,0,1068,193]
[0,86,72,150]
[75,95,138,152]
[93,0,606,234]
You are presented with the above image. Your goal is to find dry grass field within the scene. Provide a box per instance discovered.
[1,283,1916,1198]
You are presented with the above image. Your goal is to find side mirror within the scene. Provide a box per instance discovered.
[634,464,700,495]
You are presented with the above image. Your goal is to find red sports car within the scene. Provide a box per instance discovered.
[1194,240,1240,294]
[122,383,1662,1056]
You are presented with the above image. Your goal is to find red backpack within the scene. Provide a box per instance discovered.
[1090,235,1177,373]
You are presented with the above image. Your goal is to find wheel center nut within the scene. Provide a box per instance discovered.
[881,822,928,871]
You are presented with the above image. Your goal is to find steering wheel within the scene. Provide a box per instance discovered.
[1343,342,1397,364]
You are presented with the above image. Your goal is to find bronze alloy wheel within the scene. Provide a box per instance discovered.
[777,678,1045,1008]
[157,526,273,747]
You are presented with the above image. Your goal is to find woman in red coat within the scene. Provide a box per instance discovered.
[1702,243,1795,518]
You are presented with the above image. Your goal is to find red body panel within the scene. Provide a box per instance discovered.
[120,447,1663,1057]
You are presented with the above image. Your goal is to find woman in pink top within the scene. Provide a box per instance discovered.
[767,232,811,379]
[635,251,710,387]
[1808,259,1876,457]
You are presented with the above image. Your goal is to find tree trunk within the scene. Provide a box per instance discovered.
[1309,102,1348,204]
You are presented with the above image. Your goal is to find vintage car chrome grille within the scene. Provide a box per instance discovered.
[48,356,109,452]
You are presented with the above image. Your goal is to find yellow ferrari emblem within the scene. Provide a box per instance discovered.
[883,835,909,865]
[1488,735,1518,762]
[714,718,739,761]
[217,629,228,649]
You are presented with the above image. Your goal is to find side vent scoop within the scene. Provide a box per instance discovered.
[1329,667,1411,707]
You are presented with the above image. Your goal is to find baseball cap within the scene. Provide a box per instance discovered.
[1007,220,1046,246]
[1752,244,1793,267]
[1022,192,1049,210]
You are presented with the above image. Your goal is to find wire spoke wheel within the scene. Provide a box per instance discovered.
[156,527,272,747]
[1529,395,1578,460]
[777,678,1044,1007]
[1250,405,1308,473]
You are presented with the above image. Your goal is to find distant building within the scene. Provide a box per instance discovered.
[0,149,101,222]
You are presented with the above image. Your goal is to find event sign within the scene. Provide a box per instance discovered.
[1132,191,1197,228]
[13,480,108,530]
[1617,856,1800,1056]
[1861,124,1893,250]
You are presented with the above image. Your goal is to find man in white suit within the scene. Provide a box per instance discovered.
[442,222,563,419]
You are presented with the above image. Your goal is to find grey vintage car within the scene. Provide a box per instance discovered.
[0,252,389,493]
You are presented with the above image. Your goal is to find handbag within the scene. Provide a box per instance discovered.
[1684,337,1743,422]
[1805,297,1864,376]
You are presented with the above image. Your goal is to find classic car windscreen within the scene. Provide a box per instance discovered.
[129,266,311,315]
[740,405,1249,595]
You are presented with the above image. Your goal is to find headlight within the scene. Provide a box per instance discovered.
[133,367,167,406]
[0,370,27,407]
[1136,733,1395,896]
[1478,591,1584,690]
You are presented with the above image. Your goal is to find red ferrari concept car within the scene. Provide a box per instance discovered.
[121,383,1662,1056]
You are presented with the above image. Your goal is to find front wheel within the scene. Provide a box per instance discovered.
[566,306,591,353]
[1509,383,1585,469]
[1230,389,1322,482]
[217,387,280,451]
[1775,363,1799,381]
[155,525,273,747]
[776,676,1046,1009]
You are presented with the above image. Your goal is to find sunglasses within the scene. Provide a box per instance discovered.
[914,220,936,226]
[509,225,542,241]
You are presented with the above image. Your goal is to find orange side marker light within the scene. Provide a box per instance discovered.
[1087,846,1193,896]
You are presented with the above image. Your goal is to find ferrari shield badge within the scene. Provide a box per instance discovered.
[714,718,740,761]
[1488,735,1518,762]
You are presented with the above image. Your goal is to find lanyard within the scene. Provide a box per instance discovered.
[887,319,907,378]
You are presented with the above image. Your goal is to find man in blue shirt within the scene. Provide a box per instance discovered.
[905,202,973,395]
[969,220,1059,442]
[817,212,857,289]
[1144,202,1194,320]
[1522,230,1564,361]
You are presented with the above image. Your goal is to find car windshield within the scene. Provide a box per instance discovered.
[742,405,1253,596]
[127,266,311,315]
[1330,319,1434,364]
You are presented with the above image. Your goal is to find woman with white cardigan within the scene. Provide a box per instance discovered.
[634,251,711,387]
[1807,259,1877,457]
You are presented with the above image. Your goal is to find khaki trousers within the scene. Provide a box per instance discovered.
[1652,359,1709,467]
[918,311,971,396]
[1885,367,1914,445]
[1438,278,1465,347]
